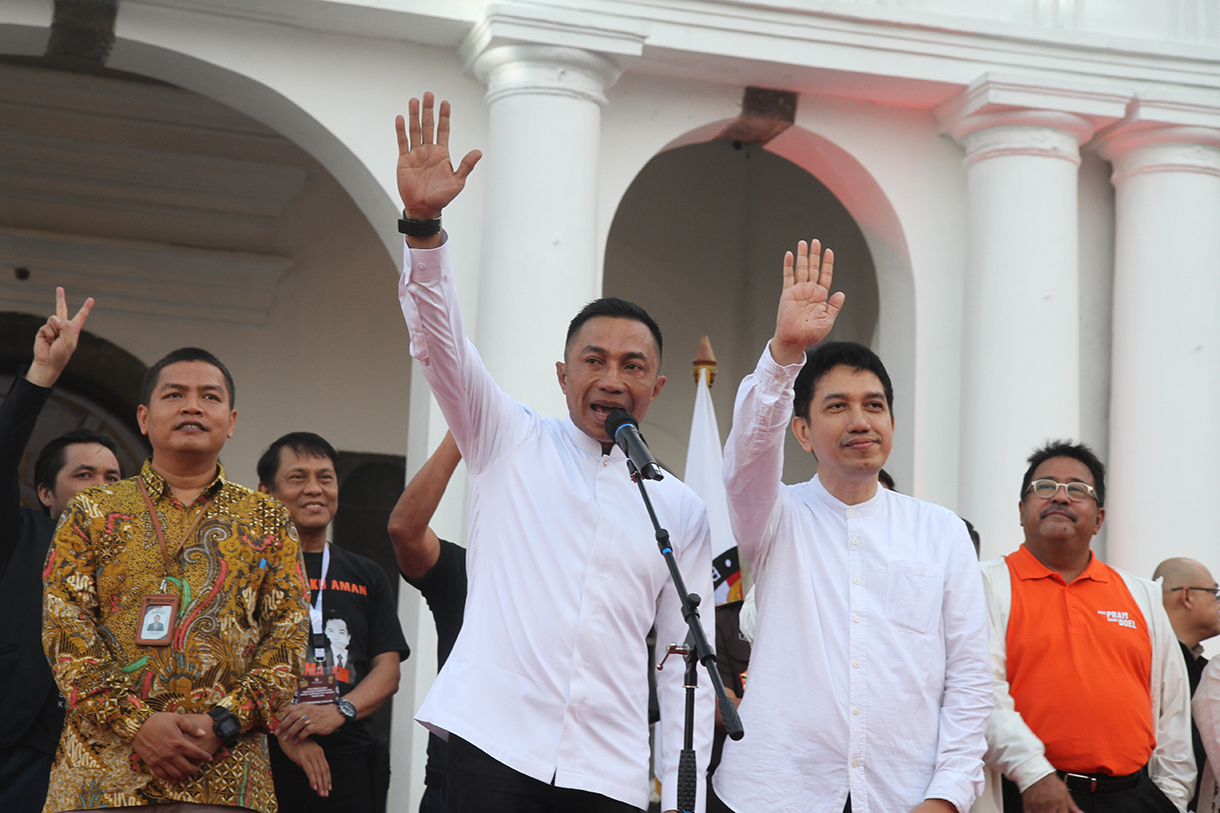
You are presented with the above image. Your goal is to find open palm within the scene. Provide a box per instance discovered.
[774,239,844,353]
[395,92,481,219]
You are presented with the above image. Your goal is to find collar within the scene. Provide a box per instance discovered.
[1008,542,1107,584]
[808,474,887,517]
[560,415,629,463]
[140,458,227,503]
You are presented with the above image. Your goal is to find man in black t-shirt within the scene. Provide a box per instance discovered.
[387,431,464,813]
[1,289,122,813]
[258,432,410,813]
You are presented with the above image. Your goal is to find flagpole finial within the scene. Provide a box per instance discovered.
[693,336,718,386]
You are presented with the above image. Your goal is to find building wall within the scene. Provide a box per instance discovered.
[4,0,1220,807]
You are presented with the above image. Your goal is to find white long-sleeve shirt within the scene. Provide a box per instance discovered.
[977,557,1194,812]
[399,237,714,811]
[714,346,992,813]
[1194,658,1220,813]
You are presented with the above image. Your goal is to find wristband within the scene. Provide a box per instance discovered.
[398,212,442,237]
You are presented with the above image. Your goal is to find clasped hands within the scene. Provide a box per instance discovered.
[131,712,222,782]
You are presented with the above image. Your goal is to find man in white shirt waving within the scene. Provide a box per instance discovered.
[713,240,992,813]
[394,92,714,813]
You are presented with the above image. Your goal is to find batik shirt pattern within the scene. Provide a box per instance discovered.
[41,460,309,812]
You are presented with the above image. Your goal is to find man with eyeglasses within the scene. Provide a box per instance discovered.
[1154,558,1220,810]
[979,440,1193,813]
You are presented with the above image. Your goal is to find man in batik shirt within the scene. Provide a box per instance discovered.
[42,347,310,813]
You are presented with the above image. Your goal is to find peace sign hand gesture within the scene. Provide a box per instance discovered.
[769,239,845,366]
[26,287,94,388]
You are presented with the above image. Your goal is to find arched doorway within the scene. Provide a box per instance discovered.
[603,138,881,488]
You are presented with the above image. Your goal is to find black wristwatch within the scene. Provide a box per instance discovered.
[207,707,241,748]
[336,698,357,726]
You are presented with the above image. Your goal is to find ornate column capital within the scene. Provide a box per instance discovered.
[460,2,648,106]
[1097,94,1220,181]
[936,72,1130,165]
[467,44,624,107]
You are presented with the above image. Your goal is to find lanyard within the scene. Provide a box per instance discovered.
[137,476,210,577]
[309,544,331,663]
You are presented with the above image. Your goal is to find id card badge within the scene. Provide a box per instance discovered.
[296,662,340,705]
[134,594,180,646]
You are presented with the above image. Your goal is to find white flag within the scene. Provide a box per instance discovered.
[684,367,740,605]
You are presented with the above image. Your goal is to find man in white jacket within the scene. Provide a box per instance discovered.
[980,441,1193,813]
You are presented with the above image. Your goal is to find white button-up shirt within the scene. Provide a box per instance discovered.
[399,238,714,811]
[714,346,992,813]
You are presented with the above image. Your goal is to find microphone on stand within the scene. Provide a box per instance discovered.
[604,408,665,481]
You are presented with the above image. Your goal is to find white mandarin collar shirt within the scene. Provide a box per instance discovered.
[399,237,714,812]
[714,345,992,813]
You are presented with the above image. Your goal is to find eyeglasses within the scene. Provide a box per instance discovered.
[1169,587,1220,598]
[1025,479,1098,502]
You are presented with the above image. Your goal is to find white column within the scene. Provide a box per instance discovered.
[1099,116,1220,580]
[464,43,623,415]
[937,75,1129,555]
[944,109,1093,554]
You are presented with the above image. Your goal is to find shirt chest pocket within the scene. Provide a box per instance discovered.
[886,560,945,636]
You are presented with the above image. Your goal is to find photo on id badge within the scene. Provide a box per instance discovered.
[135,594,180,646]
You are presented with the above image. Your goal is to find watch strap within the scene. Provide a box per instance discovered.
[398,212,441,237]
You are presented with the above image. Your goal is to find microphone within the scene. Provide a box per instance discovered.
[605,409,665,481]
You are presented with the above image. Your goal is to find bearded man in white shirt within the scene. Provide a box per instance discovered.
[393,92,714,813]
[713,240,992,813]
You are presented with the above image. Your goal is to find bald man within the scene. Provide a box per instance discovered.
[1156,558,1220,810]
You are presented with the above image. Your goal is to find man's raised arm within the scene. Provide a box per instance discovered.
[395,91,481,252]
[389,430,461,580]
[1,288,92,576]
[724,240,844,559]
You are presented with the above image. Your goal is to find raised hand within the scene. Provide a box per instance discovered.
[395,91,482,221]
[26,287,94,388]
[769,239,844,366]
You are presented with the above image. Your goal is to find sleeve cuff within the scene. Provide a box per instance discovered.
[923,772,976,813]
[402,231,450,283]
[112,699,154,742]
[1010,755,1056,793]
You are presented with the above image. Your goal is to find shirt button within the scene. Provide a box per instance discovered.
[853,577,861,585]
[853,660,861,668]
[1071,607,1078,613]
[853,707,862,715]
[854,615,861,623]
[851,760,860,768]
[851,539,860,546]
[848,508,856,516]
[416,264,426,271]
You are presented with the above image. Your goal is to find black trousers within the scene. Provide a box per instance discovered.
[445,735,641,813]
[1001,770,1177,813]
[269,737,374,813]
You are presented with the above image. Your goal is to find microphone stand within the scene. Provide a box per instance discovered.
[626,459,743,813]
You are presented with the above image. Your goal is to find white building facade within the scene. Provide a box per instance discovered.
[2,0,1218,808]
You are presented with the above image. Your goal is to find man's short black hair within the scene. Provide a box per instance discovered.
[257,432,340,488]
[141,347,236,408]
[565,298,663,360]
[793,341,894,421]
[1020,440,1106,507]
[34,429,120,514]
